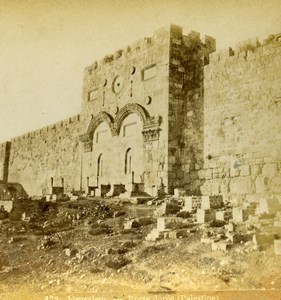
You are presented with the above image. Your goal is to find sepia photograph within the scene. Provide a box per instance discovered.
[0,1,281,299]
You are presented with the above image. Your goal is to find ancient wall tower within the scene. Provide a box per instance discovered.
[79,24,215,196]
[1,24,280,202]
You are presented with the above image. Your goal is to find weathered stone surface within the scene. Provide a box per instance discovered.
[1,24,281,201]
[240,165,250,176]
[269,174,281,193]
[253,233,277,246]
[274,239,281,255]
[255,175,268,194]
[230,177,254,195]
[262,164,277,178]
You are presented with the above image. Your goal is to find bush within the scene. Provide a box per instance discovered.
[176,211,191,218]
[88,226,113,236]
[57,194,70,202]
[209,220,226,227]
[165,204,181,215]
[105,256,131,270]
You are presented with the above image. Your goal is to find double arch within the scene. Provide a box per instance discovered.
[84,103,150,140]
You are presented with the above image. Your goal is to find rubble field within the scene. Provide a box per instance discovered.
[0,194,281,297]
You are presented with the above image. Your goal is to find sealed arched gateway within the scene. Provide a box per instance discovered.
[80,103,162,197]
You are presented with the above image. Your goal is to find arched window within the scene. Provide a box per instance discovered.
[125,148,132,174]
[97,154,103,176]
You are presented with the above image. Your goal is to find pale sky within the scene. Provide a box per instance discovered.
[0,0,281,142]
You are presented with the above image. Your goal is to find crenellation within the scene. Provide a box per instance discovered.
[1,24,281,201]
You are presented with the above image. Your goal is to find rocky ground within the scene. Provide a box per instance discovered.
[0,197,280,299]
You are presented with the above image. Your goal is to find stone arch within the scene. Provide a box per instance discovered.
[115,103,150,135]
[87,112,115,138]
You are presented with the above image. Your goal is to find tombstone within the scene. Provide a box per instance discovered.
[197,209,216,223]
[174,188,186,197]
[157,217,165,231]
[216,210,231,221]
[256,197,281,215]
[95,189,101,197]
[154,202,167,217]
[181,196,201,212]
[201,195,223,210]
[232,207,248,222]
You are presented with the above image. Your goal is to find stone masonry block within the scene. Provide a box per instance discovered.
[262,163,277,178]
[230,177,254,194]
[274,240,281,255]
[204,169,213,180]
[240,165,250,176]
[269,174,281,193]
[255,175,268,194]
[251,165,261,176]
[256,196,281,214]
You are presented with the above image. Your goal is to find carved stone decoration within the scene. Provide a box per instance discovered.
[79,103,161,151]
[130,66,136,75]
[112,76,124,94]
[87,112,115,137]
[84,140,93,152]
[79,133,91,143]
[114,103,150,135]
[79,112,115,152]
[146,96,152,105]
[142,116,161,142]
[142,128,161,142]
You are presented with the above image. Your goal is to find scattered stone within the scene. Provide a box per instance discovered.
[274,220,281,227]
[226,222,236,232]
[226,232,253,243]
[253,233,277,246]
[105,255,131,270]
[201,237,213,244]
[113,211,126,218]
[220,257,233,267]
[211,241,231,252]
[64,248,77,257]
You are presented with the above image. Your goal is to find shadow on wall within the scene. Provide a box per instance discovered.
[0,182,28,200]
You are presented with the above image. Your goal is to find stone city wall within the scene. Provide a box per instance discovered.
[201,34,281,202]
[0,142,11,182]
[8,115,82,196]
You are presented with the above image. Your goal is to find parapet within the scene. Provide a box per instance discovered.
[209,32,281,64]
[10,114,81,143]
[84,24,216,75]
[84,24,172,76]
